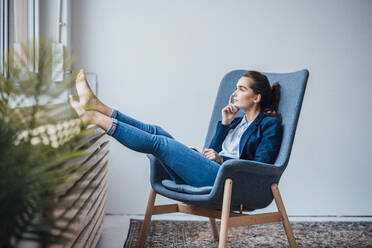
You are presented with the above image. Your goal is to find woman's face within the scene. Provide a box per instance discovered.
[232,76,261,111]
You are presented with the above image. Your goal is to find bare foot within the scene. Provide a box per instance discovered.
[75,68,101,111]
[69,94,96,125]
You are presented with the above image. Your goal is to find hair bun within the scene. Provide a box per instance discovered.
[271,81,280,88]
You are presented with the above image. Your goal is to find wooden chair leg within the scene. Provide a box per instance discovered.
[219,178,232,248]
[209,217,219,241]
[271,184,298,248]
[138,188,157,248]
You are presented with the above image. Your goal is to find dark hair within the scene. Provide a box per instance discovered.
[242,70,282,122]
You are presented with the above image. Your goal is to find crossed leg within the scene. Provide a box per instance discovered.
[69,69,220,186]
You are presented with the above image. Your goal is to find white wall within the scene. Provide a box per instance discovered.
[71,0,372,217]
[38,0,71,104]
[39,0,70,46]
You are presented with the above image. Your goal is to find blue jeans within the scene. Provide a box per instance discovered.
[105,109,220,187]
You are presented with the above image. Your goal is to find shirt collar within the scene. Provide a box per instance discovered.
[237,114,249,128]
[238,112,261,128]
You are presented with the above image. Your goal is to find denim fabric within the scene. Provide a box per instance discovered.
[105,109,220,187]
[106,118,118,136]
[109,108,117,119]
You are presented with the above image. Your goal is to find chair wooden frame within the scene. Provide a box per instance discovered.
[138,178,298,248]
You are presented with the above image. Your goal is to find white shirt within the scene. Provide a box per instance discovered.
[218,115,254,159]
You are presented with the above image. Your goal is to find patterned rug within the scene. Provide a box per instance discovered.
[123,219,372,247]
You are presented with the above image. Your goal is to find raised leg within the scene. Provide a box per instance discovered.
[219,178,232,248]
[106,119,220,187]
[271,184,298,248]
[105,110,187,183]
[138,188,156,248]
[110,109,174,139]
[70,91,218,186]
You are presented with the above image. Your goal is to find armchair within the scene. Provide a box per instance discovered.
[138,69,309,247]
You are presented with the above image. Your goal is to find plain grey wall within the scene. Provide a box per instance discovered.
[71,0,372,216]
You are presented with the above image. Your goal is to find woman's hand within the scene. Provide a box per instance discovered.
[221,94,239,125]
[203,148,223,164]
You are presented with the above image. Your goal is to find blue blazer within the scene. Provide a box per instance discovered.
[208,111,283,164]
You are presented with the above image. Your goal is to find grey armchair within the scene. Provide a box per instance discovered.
[138,69,309,248]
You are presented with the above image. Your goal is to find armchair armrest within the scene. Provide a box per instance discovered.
[210,159,283,192]
[147,154,172,184]
[206,159,284,209]
[202,158,283,209]
[218,159,283,177]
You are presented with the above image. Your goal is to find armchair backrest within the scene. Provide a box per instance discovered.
[203,69,309,169]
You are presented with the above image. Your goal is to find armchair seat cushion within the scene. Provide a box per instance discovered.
[161,179,213,194]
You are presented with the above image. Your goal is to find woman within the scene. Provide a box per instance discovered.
[69,69,283,188]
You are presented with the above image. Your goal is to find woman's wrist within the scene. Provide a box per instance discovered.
[218,156,223,164]
[221,120,231,125]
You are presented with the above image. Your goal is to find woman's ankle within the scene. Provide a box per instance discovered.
[80,110,111,131]
[95,101,113,117]
[93,111,113,131]
[84,96,111,116]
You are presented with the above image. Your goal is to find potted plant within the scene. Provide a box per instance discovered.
[0,38,96,248]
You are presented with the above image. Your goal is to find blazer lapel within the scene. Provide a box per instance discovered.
[230,116,243,129]
[238,111,265,157]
